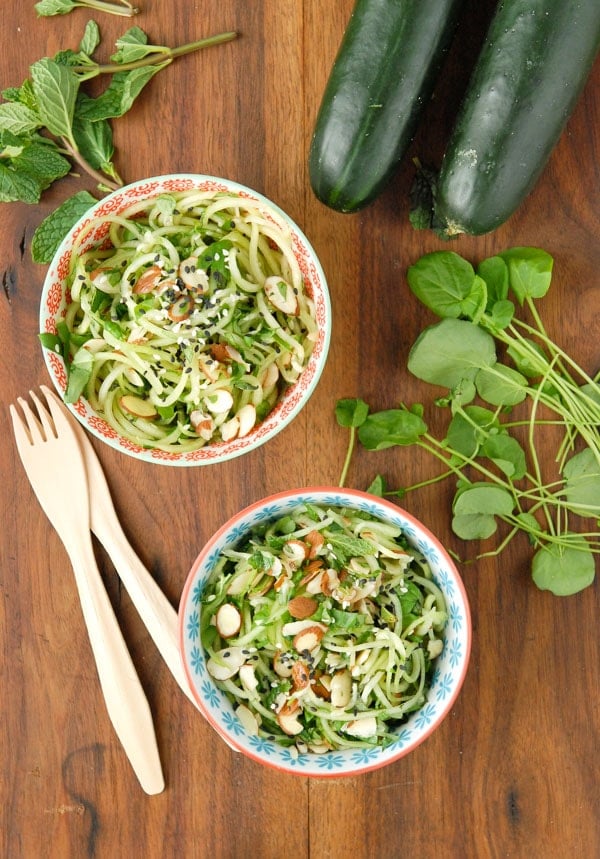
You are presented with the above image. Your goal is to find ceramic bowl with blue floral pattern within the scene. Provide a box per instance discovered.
[179,487,471,777]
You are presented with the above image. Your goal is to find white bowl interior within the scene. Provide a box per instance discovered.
[40,174,331,466]
[180,488,471,777]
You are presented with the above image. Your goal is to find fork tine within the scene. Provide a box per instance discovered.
[9,403,33,452]
[41,386,77,438]
[29,389,57,440]
[16,397,47,445]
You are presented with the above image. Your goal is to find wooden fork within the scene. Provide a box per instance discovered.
[10,389,165,795]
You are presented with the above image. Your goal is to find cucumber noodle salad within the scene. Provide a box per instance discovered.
[200,503,447,753]
[52,190,318,451]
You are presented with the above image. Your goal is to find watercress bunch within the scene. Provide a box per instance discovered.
[337,247,600,597]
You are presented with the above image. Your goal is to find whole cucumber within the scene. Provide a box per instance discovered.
[435,0,600,236]
[308,0,465,214]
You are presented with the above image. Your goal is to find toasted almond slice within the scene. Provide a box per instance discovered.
[205,389,234,415]
[287,595,318,620]
[291,660,311,692]
[343,716,378,738]
[237,403,256,438]
[305,530,325,558]
[178,256,208,292]
[199,355,220,382]
[215,603,242,639]
[293,625,325,654]
[133,265,162,294]
[276,700,303,736]
[264,275,299,316]
[311,672,331,701]
[119,394,158,419]
[330,669,352,708]
[259,361,279,391]
[236,704,260,735]
[190,409,214,440]
[239,663,259,692]
[281,619,327,638]
[283,540,308,568]
[206,646,246,681]
[220,416,240,442]
[167,294,193,322]
[273,650,294,678]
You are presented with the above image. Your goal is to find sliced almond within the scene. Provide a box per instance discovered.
[343,716,378,738]
[282,619,327,638]
[283,540,309,568]
[293,625,325,654]
[178,256,208,292]
[206,646,246,681]
[90,268,114,293]
[199,355,220,382]
[167,294,193,322]
[264,275,299,316]
[236,704,260,735]
[311,672,331,701]
[205,389,234,415]
[305,530,325,558]
[330,669,352,708]
[273,650,294,678]
[215,603,242,639]
[237,403,256,438]
[239,663,259,692]
[287,595,318,620]
[259,361,279,391]
[276,700,303,736]
[220,416,240,442]
[291,660,311,692]
[119,394,158,419]
[133,265,162,294]
[190,409,214,440]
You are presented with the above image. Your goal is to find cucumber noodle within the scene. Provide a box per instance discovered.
[60,190,318,451]
[200,503,447,753]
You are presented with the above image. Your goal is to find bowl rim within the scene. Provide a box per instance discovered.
[39,173,331,466]
[179,486,472,777]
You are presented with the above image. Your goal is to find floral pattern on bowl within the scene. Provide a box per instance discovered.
[39,174,331,466]
[179,487,471,777]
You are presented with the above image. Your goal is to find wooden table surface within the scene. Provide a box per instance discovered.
[2,2,599,857]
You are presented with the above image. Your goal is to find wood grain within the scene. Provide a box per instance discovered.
[1,1,599,856]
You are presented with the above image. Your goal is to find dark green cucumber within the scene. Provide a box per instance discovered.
[308,0,465,213]
[435,0,600,236]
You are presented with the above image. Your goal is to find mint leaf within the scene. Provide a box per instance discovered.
[79,20,101,57]
[31,190,97,263]
[0,166,41,203]
[111,27,157,64]
[72,97,115,172]
[30,58,79,142]
[0,102,41,135]
[35,0,77,15]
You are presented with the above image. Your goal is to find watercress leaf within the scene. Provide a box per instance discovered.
[407,250,486,319]
[477,255,509,306]
[35,0,76,16]
[30,58,79,141]
[500,247,554,304]
[358,408,427,450]
[481,434,527,480]
[366,474,386,496]
[452,510,498,540]
[408,318,496,389]
[335,398,369,429]
[453,483,515,517]
[506,338,548,378]
[475,362,528,407]
[516,512,543,542]
[0,102,41,135]
[488,299,515,330]
[448,378,476,408]
[445,406,499,458]
[562,449,600,518]
[531,536,595,596]
[31,190,97,264]
[580,382,600,407]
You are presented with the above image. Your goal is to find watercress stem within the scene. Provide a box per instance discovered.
[339,427,356,488]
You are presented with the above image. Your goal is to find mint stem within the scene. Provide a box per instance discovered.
[72,31,238,75]
[61,137,122,190]
[79,0,139,16]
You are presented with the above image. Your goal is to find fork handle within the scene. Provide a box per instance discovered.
[62,529,165,795]
[95,524,197,707]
